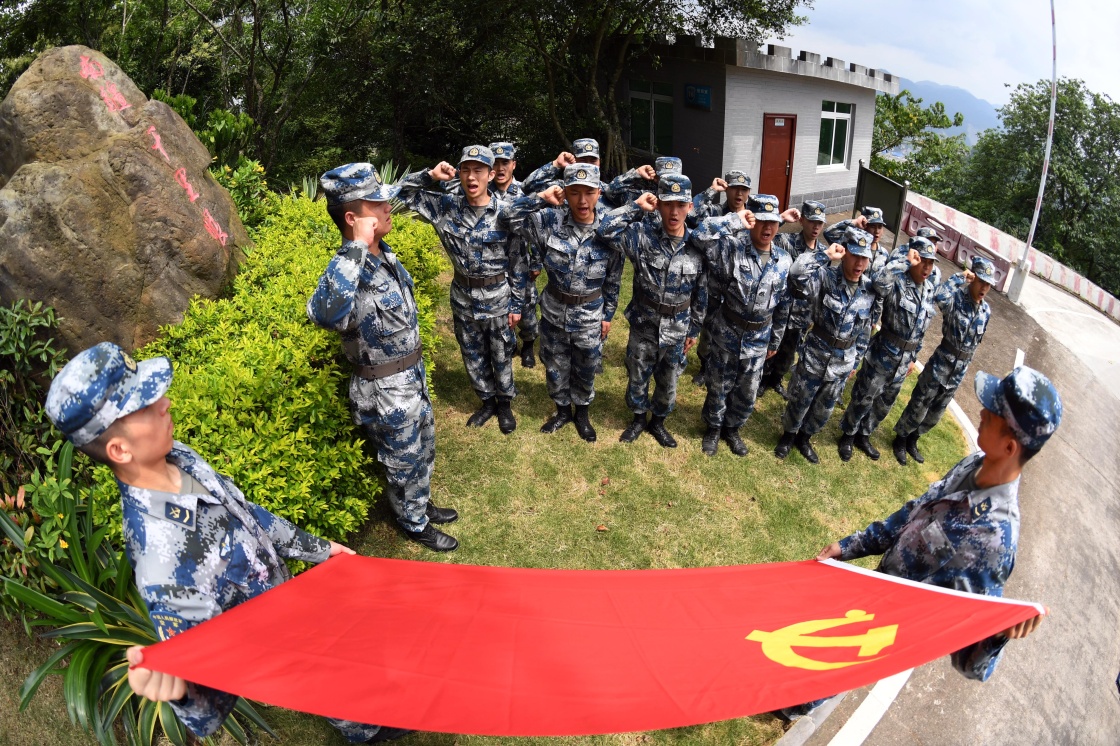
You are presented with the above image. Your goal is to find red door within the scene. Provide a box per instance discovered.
[758,114,796,208]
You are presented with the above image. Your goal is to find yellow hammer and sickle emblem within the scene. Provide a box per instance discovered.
[746,609,898,671]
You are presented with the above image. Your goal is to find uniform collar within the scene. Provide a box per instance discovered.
[949,453,1020,522]
[118,443,222,530]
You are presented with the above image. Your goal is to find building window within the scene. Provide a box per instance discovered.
[630,81,674,155]
[818,101,853,167]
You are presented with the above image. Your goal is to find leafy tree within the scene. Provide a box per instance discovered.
[870,89,968,193]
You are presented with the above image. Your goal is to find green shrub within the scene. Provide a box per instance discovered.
[211,157,277,229]
[91,195,446,547]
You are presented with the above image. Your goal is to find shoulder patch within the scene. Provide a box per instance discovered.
[971,496,992,520]
[151,611,189,640]
[163,501,196,529]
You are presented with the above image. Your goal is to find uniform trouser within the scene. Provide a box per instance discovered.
[539,317,602,407]
[702,344,767,429]
[696,297,722,370]
[625,327,687,417]
[452,314,516,402]
[518,283,540,343]
[841,360,907,437]
[782,361,849,437]
[895,363,960,437]
[764,323,807,383]
[351,364,436,533]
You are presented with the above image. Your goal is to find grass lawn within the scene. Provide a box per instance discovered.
[1,265,968,746]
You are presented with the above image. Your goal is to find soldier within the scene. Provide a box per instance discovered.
[826,206,890,360]
[690,194,791,456]
[602,156,682,207]
[598,173,707,447]
[782,366,1061,721]
[503,164,624,441]
[490,142,538,367]
[44,343,411,742]
[690,169,754,387]
[521,138,602,195]
[307,163,457,551]
[759,200,830,397]
[838,236,942,461]
[774,226,905,463]
[893,256,996,464]
[397,146,528,434]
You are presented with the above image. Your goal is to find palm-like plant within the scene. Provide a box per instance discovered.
[1,442,275,745]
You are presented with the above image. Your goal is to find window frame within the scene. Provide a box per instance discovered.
[629,80,674,156]
[817,100,854,172]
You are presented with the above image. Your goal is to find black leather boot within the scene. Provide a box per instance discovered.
[774,431,797,459]
[854,433,880,460]
[425,502,459,524]
[838,433,854,462]
[794,432,819,464]
[573,404,597,442]
[407,524,458,552]
[520,338,536,368]
[906,433,925,463]
[541,405,573,433]
[466,398,496,427]
[647,416,677,448]
[495,399,516,434]
[620,413,647,443]
[722,426,748,456]
[892,434,909,465]
[701,426,720,456]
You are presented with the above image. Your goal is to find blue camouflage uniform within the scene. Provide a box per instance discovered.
[782,227,905,438]
[602,156,682,208]
[840,237,943,438]
[895,257,995,438]
[690,194,792,430]
[308,164,435,535]
[43,343,381,742]
[521,138,602,196]
[763,200,829,387]
[397,146,528,405]
[503,165,623,408]
[598,173,707,418]
[489,142,535,347]
[826,207,889,360]
[691,169,751,221]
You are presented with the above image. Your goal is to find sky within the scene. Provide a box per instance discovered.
[764,0,1118,106]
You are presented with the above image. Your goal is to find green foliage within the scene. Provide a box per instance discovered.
[871,89,969,192]
[91,195,446,547]
[200,108,257,169]
[0,300,68,497]
[150,88,200,131]
[1,442,274,746]
[211,157,276,229]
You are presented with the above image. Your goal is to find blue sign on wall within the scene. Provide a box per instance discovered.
[684,84,712,111]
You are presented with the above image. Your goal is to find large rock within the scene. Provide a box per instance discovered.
[0,45,247,354]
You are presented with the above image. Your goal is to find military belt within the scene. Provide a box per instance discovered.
[546,284,602,305]
[720,305,771,333]
[637,288,691,316]
[453,271,506,289]
[355,346,423,380]
[810,326,857,350]
[941,339,975,361]
[877,328,921,352]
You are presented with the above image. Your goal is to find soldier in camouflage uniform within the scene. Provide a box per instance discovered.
[825,206,889,360]
[759,200,830,397]
[690,194,791,457]
[307,163,457,552]
[44,343,409,743]
[489,142,524,203]
[837,236,943,462]
[397,146,528,434]
[601,156,682,207]
[893,256,996,464]
[489,142,539,367]
[774,226,906,463]
[521,138,602,196]
[503,164,624,441]
[598,173,707,448]
[690,170,753,387]
[782,366,1061,721]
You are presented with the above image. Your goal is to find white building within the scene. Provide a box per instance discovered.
[624,38,899,214]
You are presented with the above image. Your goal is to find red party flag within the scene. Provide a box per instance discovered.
[140,555,1041,736]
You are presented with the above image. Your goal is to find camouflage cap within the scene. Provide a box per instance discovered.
[459,145,495,168]
[916,226,943,242]
[861,206,886,226]
[974,366,1062,450]
[657,172,692,202]
[909,236,937,259]
[563,163,601,189]
[724,170,751,189]
[748,194,782,222]
[843,226,875,258]
[801,200,827,222]
[573,138,600,159]
[45,342,172,447]
[971,256,997,285]
[654,157,682,176]
[320,163,401,206]
[489,142,517,160]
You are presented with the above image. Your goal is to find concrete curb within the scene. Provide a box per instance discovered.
[772,362,979,746]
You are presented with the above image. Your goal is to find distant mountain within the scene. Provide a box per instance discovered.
[897,78,1001,145]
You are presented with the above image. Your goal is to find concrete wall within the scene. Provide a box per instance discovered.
[621,59,726,188]
[723,67,877,214]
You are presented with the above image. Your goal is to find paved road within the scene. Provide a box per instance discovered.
[805,265,1120,745]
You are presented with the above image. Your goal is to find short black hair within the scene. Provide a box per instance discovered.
[326,200,363,233]
[1019,444,1040,465]
[76,421,124,466]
